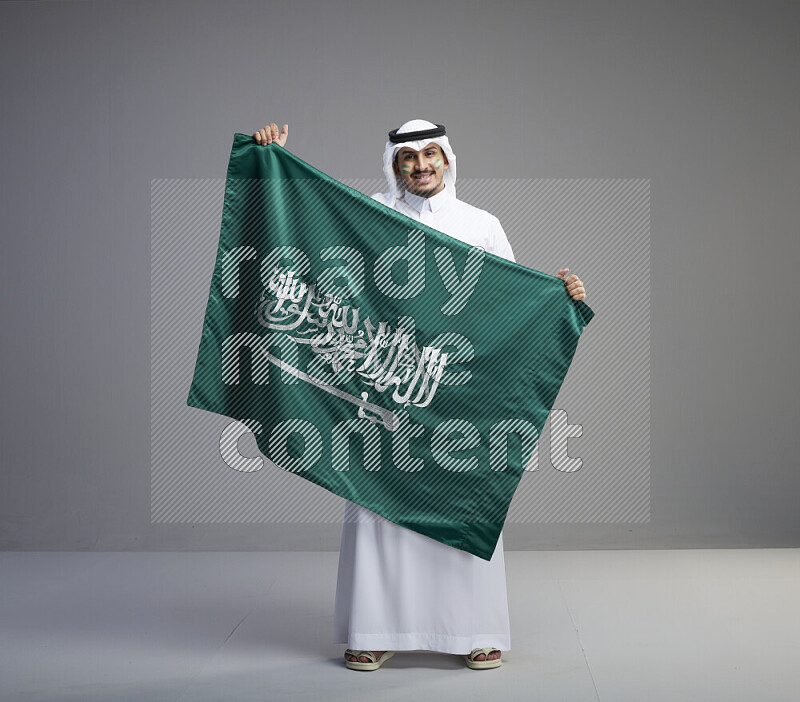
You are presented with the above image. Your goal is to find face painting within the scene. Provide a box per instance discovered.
[394,143,449,197]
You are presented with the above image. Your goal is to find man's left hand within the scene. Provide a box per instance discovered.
[556,268,586,301]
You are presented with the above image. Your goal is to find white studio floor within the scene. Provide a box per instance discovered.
[0,549,798,702]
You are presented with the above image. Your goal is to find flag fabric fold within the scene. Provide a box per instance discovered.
[187,133,595,560]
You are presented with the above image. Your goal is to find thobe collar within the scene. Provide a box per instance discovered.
[400,184,454,214]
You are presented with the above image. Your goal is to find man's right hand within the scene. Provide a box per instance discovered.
[253,123,289,147]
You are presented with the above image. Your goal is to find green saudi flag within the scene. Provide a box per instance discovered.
[187,133,595,560]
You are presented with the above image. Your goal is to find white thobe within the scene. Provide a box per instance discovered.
[333,183,514,655]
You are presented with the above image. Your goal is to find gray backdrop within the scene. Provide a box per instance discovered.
[1,0,798,551]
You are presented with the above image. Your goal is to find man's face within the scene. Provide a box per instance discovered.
[392,142,449,197]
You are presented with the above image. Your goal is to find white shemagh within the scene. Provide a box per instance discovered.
[380,119,458,208]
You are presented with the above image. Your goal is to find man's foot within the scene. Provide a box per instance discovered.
[465,647,503,669]
[470,648,501,661]
[344,649,396,671]
[345,649,386,663]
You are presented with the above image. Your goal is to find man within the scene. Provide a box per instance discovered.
[253,119,587,671]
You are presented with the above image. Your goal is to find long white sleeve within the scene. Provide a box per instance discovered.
[488,216,516,263]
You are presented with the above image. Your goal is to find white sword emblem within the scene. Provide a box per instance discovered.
[263,351,400,431]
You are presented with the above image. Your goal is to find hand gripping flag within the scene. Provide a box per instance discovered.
[187,133,595,560]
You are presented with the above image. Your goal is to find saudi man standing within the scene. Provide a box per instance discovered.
[252,119,587,671]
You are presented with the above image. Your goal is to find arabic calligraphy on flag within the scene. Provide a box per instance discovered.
[187,134,595,560]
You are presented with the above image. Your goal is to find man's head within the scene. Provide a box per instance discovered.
[380,119,457,207]
[392,142,450,197]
